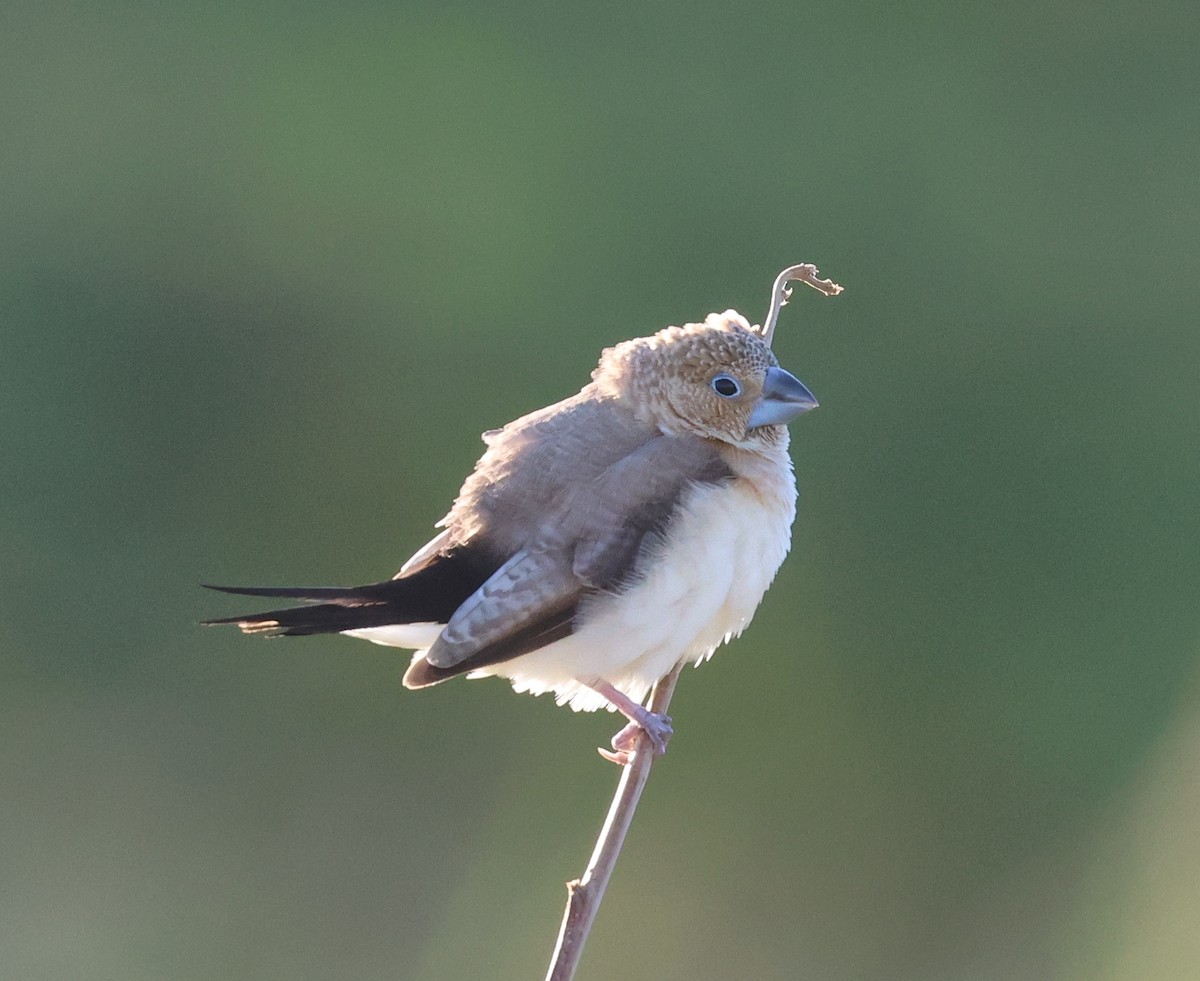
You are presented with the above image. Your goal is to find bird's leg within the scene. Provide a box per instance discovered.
[584,680,674,765]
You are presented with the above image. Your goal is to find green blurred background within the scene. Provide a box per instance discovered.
[4,2,1199,979]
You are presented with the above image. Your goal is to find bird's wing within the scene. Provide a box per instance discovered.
[425,548,579,668]
[414,394,733,676]
[565,434,732,587]
[442,388,731,548]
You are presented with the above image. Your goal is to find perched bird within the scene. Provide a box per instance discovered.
[206,267,839,762]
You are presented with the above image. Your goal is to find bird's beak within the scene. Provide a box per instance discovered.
[747,366,819,429]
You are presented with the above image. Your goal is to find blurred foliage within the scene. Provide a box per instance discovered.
[3,1,1199,979]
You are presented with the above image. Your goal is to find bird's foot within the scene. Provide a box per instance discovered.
[625,712,674,755]
[584,679,675,766]
[596,713,674,765]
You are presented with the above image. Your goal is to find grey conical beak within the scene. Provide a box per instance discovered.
[747,366,819,429]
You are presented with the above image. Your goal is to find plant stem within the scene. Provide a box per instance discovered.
[544,664,684,981]
[759,263,844,347]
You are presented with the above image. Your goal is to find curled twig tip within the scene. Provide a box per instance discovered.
[759,262,844,347]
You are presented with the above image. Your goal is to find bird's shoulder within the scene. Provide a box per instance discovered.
[442,385,733,559]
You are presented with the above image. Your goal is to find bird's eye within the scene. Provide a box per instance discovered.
[711,374,741,398]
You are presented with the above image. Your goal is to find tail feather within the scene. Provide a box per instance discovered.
[203,597,424,637]
[201,582,394,605]
[202,544,499,638]
[201,583,401,635]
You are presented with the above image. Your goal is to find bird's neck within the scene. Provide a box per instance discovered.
[716,434,796,507]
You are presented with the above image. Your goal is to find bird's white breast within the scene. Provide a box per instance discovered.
[482,451,798,711]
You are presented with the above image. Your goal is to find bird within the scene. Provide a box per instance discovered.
[205,267,839,763]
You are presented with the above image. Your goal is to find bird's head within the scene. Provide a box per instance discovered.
[592,311,818,447]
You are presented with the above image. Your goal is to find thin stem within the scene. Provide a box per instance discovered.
[544,664,684,981]
[759,263,844,348]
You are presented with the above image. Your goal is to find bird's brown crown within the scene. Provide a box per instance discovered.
[592,311,781,445]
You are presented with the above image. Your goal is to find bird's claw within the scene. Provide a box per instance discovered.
[597,713,674,766]
[597,746,634,765]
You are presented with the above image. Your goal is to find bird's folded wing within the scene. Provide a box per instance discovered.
[568,434,732,587]
[425,548,578,668]
[424,434,733,671]
[405,390,736,673]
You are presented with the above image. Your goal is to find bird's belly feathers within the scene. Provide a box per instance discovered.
[481,473,797,711]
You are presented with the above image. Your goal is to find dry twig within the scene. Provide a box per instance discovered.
[544,665,683,981]
[759,262,844,347]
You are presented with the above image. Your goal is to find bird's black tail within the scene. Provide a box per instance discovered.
[201,583,412,636]
[201,545,499,637]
